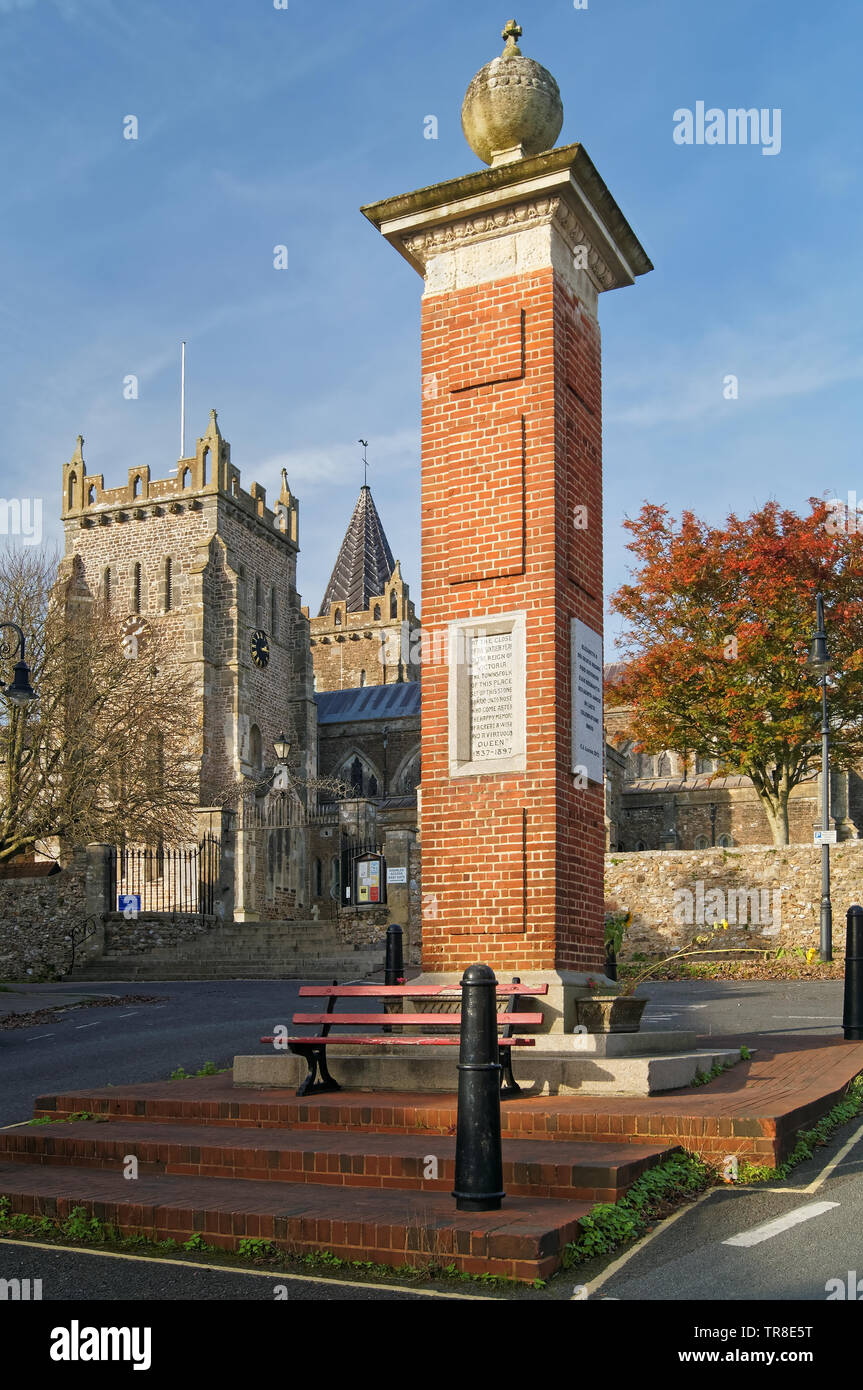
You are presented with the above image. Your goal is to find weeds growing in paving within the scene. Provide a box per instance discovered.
[0,1198,544,1290]
[562,1152,712,1268]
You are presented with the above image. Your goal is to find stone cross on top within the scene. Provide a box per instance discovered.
[502,19,523,51]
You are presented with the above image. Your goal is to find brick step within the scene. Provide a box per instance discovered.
[0,1161,587,1280]
[0,1121,675,1203]
[31,1077,675,1148]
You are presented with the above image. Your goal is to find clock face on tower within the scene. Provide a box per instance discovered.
[250,629,270,669]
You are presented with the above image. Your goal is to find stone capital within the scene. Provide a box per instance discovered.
[361,142,652,304]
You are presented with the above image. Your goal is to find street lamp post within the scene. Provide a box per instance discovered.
[0,623,36,706]
[808,593,833,962]
[272,734,291,791]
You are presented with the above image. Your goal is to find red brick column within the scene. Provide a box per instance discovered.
[363,144,651,1027]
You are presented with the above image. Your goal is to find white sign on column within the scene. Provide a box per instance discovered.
[571,618,604,784]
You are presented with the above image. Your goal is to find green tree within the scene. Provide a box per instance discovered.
[608,499,863,846]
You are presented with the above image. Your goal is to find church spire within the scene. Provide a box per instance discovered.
[318,484,396,616]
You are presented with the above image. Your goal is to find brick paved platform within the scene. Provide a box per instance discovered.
[0,1033,859,1281]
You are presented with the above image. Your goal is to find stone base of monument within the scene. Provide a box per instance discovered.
[233,1036,740,1097]
[387,970,619,1036]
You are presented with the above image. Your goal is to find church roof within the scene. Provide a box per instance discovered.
[318,485,396,616]
[315,683,420,724]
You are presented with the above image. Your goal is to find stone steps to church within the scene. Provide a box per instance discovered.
[69,958,381,981]
[0,1119,675,1205]
[0,1159,588,1281]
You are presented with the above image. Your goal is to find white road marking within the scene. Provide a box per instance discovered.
[117,1012,138,1018]
[0,1237,492,1299]
[75,1023,99,1030]
[723,1200,839,1247]
[24,1033,54,1041]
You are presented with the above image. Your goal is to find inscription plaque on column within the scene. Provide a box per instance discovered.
[448,611,526,777]
[571,617,604,783]
[469,630,515,761]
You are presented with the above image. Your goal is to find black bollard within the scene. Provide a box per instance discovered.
[605,944,618,983]
[452,963,505,1212]
[384,923,404,985]
[843,906,863,1040]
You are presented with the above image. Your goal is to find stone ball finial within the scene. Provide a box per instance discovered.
[461,19,564,167]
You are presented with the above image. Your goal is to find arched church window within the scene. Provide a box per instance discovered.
[87,485,96,505]
[390,590,398,619]
[694,835,710,850]
[202,446,209,485]
[68,472,76,510]
[635,841,647,851]
[373,605,381,621]
[133,563,142,614]
[250,724,262,771]
[182,468,191,489]
[164,557,172,612]
[334,609,342,627]
[133,475,142,498]
[717,834,733,848]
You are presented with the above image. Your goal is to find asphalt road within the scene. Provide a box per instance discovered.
[582,1114,863,1302]
[0,979,316,1126]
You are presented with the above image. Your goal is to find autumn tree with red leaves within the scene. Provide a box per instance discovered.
[607,499,863,846]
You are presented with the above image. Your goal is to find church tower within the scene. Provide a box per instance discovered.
[60,412,317,811]
[307,484,421,691]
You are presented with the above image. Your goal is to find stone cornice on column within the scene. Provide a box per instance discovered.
[361,142,652,298]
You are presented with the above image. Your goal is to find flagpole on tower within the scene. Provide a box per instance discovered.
[180,342,186,459]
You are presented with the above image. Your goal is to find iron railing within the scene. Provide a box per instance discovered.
[108,835,220,916]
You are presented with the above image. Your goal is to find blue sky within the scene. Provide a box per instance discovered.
[0,0,860,649]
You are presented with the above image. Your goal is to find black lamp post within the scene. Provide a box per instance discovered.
[807,593,833,962]
[0,623,36,707]
[272,734,291,791]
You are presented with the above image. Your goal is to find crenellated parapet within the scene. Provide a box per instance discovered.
[61,409,299,549]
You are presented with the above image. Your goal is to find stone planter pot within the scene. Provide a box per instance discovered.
[575,994,647,1034]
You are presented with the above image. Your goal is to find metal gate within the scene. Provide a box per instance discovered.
[108,835,221,915]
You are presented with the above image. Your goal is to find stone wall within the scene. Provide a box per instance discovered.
[605,842,863,957]
[104,912,218,955]
[0,853,87,980]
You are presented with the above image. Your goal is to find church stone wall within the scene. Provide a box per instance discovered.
[606,842,863,958]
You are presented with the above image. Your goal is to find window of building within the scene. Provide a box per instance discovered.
[250,724,262,771]
[694,835,710,850]
[359,670,366,686]
[87,485,96,505]
[164,557,172,612]
[717,834,733,848]
[635,840,647,851]
[133,563,142,614]
[103,567,112,606]
[68,472,76,510]
[202,446,209,485]
[373,605,381,621]
[314,858,323,897]
[390,590,398,619]
[334,609,342,627]
[133,475,142,498]
[182,467,191,489]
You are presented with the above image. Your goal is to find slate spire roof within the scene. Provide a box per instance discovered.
[318,485,396,616]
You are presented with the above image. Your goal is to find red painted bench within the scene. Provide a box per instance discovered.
[260,978,547,1097]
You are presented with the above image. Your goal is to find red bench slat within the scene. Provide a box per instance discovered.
[262,1036,536,1048]
[296,983,548,997]
[290,1012,544,1027]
